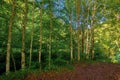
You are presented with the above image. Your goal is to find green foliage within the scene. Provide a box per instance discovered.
[115,53,120,63]
[0,70,29,80]
[29,61,40,69]
[54,58,67,66]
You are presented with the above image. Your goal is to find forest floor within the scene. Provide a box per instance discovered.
[24,62,120,80]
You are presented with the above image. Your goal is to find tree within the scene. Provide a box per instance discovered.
[69,0,73,61]
[76,0,81,61]
[90,1,97,59]
[48,0,53,69]
[29,0,35,67]
[70,9,73,61]
[66,0,74,61]
[6,0,16,74]
[21,0,28,69]
[39,0,44,69]
[85,0,91,59]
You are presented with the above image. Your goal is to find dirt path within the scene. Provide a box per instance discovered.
[24,62,120,80]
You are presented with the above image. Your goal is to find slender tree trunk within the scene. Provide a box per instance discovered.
[68,0,73,61]
[39,0,44,69]
[81,28,84,54]
[29,0,34,67]
[70,15,73,61]
[11,52,16,72]
[21,0,28,69]
[77,30,81,61]
[6,0,15,74]
[86,5,90,59]
[86,29,89,59]
[86,29,91,59]
[75,30,78,60]
[91,22,94,59]
[84,30,87,54]
[88,28,92,57]
[76,0,81,61]
[48,0,53,69]
[90,2,96,59]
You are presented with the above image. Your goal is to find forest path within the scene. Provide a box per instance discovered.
[24,62,120,80]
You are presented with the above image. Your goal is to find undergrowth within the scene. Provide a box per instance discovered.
[0,63,73,80]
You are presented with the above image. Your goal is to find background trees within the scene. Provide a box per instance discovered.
[0,0,120,75]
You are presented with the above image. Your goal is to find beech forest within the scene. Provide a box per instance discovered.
[0,0,120,80]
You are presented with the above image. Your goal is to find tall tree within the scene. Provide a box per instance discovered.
[67,0,73,61]
[85,0,90,59]
[81,23,85,54]
[70,10,73,61]
[76,0,81,61]
[90,1,96,59]
[6,0,16,74]
[29,0,35,67]
[21,0,28,69]
[48,0,53,69]
[39,0,44,68]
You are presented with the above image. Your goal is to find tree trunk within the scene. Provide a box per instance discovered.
[70,16,73,61]
[39,0,44,69]
[21,0,28,69]
[77,30,81,61]
[29,0,34,67]
[11,52,16,72]
[6,0,16,74]
[85,29,89,59]
[81,29,84,54]
[48,0,53,69]
[68,0,73,61]
[85,5,90,59]
[90,2,96,59]
[76,0,81,61]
